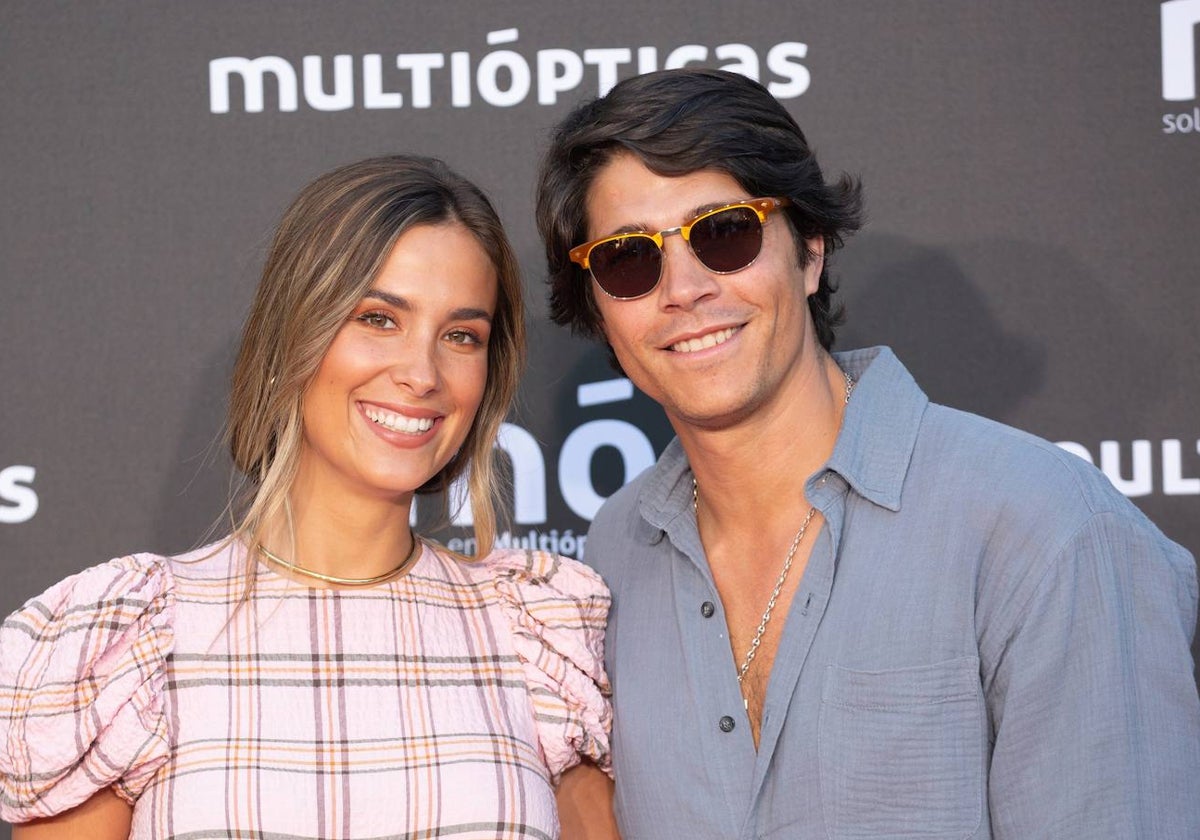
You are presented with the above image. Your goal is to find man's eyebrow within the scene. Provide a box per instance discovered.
[598,199,749,239]
[685,198,748,219]
[363,290,492,322]
[605,223,651,237]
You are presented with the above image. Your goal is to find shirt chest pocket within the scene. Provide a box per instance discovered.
[818,657,985,840]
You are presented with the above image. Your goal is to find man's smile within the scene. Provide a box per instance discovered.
[668,325,742,353]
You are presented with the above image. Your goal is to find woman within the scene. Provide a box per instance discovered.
[0,156,615,838]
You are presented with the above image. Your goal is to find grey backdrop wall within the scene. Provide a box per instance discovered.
[2,1,1198,831]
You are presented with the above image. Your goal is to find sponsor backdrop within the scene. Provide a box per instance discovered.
[1,0,1198,827]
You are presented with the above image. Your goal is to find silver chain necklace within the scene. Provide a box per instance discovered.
[693,368,855,706]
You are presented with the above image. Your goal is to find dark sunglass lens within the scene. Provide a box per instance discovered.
[589,236,662,298]
[690,207,763,273]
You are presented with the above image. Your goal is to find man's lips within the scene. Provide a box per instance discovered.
[666,325,741,353]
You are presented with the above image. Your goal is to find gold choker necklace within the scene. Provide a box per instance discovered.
[258,536,423,587]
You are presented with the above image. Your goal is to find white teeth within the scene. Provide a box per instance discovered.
[671,326,738,353]
[363,406,435,435]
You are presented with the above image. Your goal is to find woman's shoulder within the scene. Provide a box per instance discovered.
[469,547,613,783]
[471,547,609,599]
[4,536,244,613]
[163,537,247,582]
[0,552,177,822]
[5,551,176,628]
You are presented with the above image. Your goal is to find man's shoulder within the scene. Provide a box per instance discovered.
[916,402,1172,550]
[592,467,651,527]
[925,404,1108,497]
[903,404,1193,650]
[583,461,663,583]
[844,345,1148,533]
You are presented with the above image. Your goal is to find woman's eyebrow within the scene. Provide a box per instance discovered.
[364,289,410,310]
[364,289,492,322]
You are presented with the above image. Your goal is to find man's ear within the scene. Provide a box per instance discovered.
[804,237,825,297]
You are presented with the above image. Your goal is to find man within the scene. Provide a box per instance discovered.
[536,69,1200,838]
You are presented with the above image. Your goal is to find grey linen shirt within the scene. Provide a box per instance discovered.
[584,346,1200,839]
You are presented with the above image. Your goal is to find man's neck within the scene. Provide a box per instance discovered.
[679,352,848,531]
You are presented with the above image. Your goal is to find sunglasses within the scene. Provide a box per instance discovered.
[569,197,791,300]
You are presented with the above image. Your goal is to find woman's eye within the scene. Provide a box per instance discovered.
[446,328,482,346]
[357,311,396,329]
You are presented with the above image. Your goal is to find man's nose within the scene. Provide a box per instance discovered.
[657,232,720,310]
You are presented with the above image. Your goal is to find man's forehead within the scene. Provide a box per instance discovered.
[583,156,749,233]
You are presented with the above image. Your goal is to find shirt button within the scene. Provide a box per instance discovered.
[701,601,715,618]
[719,715,736,733]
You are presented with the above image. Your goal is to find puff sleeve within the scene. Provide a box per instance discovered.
[0,554,175,822]
[491,549,612,784]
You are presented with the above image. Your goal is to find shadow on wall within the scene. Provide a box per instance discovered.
[151,336,240,554]
[835,233,1048,424]
[834,232,1171,432]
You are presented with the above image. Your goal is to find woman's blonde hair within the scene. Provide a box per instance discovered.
[226,155,525,560]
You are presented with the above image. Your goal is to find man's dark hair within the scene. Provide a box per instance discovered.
[536,68,864,350]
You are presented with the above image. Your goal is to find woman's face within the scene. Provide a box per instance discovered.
[296,221,498,504]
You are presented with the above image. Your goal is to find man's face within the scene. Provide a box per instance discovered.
[583,152,824,433]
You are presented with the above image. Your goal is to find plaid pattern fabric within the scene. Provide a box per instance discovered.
[0,540,611,838]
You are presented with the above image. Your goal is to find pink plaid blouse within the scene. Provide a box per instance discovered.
[0,540,611,838]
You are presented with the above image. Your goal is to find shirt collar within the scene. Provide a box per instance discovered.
[824,346,928,512]
[636,437,694,537]
[636,345,928,530]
